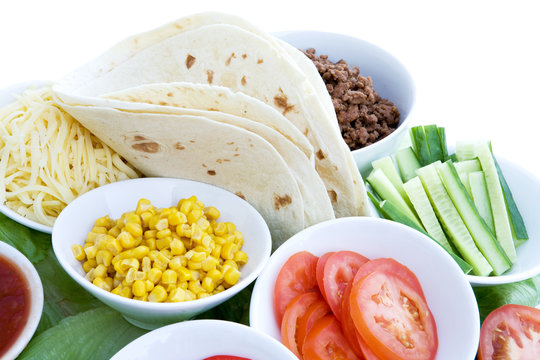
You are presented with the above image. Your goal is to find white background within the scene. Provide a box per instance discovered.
[1,0,539,176]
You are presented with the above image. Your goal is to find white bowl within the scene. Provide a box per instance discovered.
[52,177,271,330]
[249,217,479,360]
[277,31,416,177]
[0,80,53,234]
[110,319,296,360]
[0,241,43,360]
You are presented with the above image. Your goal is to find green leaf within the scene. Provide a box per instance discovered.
[0,213,50,263]
[195,283,253,325]
[18,306,147,360]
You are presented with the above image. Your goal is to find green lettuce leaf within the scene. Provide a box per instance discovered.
[0,213,49,263]
[18,306,147,360]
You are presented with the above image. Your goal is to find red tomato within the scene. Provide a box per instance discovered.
[274,251,319,324]
[302,314,362,360]
[323,251,369,320]
[349,266,438,360]
[340,283,366,358]
[296,298,331,357]
[315,251,335,301]
[478,304,540,359]
[356,332,383,360]
[281,292,324,358]
[203,356,252,360]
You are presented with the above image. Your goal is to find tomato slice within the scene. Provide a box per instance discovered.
[281,291,324,358]
[478,304,540,360]
[340,282,365,358]
[296,297,331,357]
[349,268,438,360]
[316,251,335,301]
[322,251,369,320]
[203,356,252,360]
[302,314,362,360]
[274,251,319,324]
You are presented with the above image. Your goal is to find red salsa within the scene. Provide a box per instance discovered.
[0,255,31,357]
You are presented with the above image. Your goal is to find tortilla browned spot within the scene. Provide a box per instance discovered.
[207,70,214,84]
[235,192,246,200]
[241,76,247,86]
[273,89,294,115]
[186,54,196,69]
[132,142,160,153]
[242,53,247,59]
[134,135,147,141]
[207,170,216,176]
[328,190,338,203]
[167,92,173,97]
[273,194,292,210]
[174,142,185,150]
[225,52,236,66]
[257,58,263,64]
[316,149,327,160]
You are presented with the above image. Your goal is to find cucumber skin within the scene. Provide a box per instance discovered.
[469,171,496,234]
[410,126,432,166]
[395,147,421,182]
[437,161,511,275]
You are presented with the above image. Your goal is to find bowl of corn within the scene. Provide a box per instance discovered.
[52,177,272,330]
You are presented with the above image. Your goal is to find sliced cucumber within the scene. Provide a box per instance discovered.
[367,168,422,228]
[403,176,452,252]
[438,127,449,161]
[476,143,517,263]
[372,156,411,208]
[456,141,478,161]
[436,161,511,275]
[395,147,421,182]
[469,171,495,234]
[459,172,472,197]
[454,159,481,175]
[416,162,493,276]
[425,125,444,163]
[410,126,431,166]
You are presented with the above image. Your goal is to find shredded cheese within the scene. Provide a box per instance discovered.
[0,85,140,226]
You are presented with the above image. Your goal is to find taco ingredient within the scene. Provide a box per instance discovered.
[0,255,30,357]
[0,85,139,226]
[478,304,540,359]
[303,48,400,151]
[73,197,248,302]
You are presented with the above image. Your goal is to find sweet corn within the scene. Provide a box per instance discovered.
[118,231,136,248]
[201,276,216,293]
[177,267,192,282]
[204,206,220,220]
[148,268,162,284]
[144,279,155,292]
[221,243,238,260]
[224,267,241,285]
[82,259,96,273]
[161,269,177,284]
[206,269,223,283]
[168,288,186,302]
[234,250,248,265]
[148,285,167,302]
[201,256,219,272]
[96,250,113,267]
[132,280,146,297]
[170,239,186,256]
[136,198,153,214]
[92,226,108,234]
[72,244,86,261]
[168,211,186,226]
[156,236,172,251]
[126,222,143,238]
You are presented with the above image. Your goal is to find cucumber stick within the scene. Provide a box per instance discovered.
[469,171,496,234]
[437,161,511,275]
[416,162,493,276]
[454,159,481,175]
[410,126,432,166]
[371,156,411,208]
[403,177,452,252]
[476,143,517,263]
[367,169,422,228]
[438,127,449,161]
[395,147,421,182]
[455,141,477,161]
[425,125,444,163]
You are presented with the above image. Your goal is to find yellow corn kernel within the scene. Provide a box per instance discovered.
[134,271,146,281]
[198,292,211,299]
[190,224,203,242]
[179,199,194,215]
[92,226,108,234]
[221,243,238,260]
[187,209,202,225]
[187,250,206,263]
[201,276,216,293]
[141,256,152,273]
[132,280,147,297]
[188,280,204,295]
[72,244,86,261]
[189,269,201,281]
[129,245,150,260]
[148,285,167,302]
[118,231,136,249]
[224,267,241,285]
[160,249,172,260]
[106,238,123,256]
[168,256,182,271]
[85,231,99,243]
[214,284,225,294]
[119,286,132,298]
[194,244,212,256]
[223,259,238,270]
[133,293,149,302]
[82,259,97,273]
[85,268,96,282]
[108,225,122,238]
[161,269,177,284]
[206,269,223,283]
[155,218,169,231]
[234,250,248,265]
[176,224,191,238]
[213,222,227,236]
[170,239,186,256]
[124,212,141,225]
[200,235,214,249]
[177,267,192,282]
[93,277,112,291]
[95,234,112,250]
[177,281,188,290]
[119,258,139,273]
[211,244,222,259]
[156,236,172,251]
[204,206,220,221]
[94,215,113,229]
[136,198,153,215]
[156,228,171,239]
[184,289,197,301]
[144,229,157,239]
[196,217,210,232]
[201,256,220,272]
[84,245,98,260]
[168,211,186,226]
[126,222,143,238]
[168,288,186,302]
[163,283,176,293]
[125,268,137,285]
[140,211,153,228]
[145,237,156,250]
[156,252,170,265]
[148,215,160,230]
[153,258,168,272]
[144,279,155,292]
[148,268,162,284]
[148,250,160,262]
[96,250,113,267]
[111,285,122,296]
[225,222,236,234]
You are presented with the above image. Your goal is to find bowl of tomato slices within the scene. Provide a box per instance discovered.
[249,217,480,360]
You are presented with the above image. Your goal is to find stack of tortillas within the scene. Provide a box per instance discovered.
[52,12,370,250]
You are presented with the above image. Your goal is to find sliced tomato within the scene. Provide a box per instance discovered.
[296,297,331,357]
[316,251,335,301]
[274,251,319,324]
[203,356,252,360]
[302,314,361,360]
[356,332,383,360]
[340,282,365,358]
[478,304,540,360]
[349,268,438,360]
[281,291,324,358]
[322,251,369,320]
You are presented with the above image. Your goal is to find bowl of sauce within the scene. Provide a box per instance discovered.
[0,241,43,359]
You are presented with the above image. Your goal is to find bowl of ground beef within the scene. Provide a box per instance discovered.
[276,31,416,177]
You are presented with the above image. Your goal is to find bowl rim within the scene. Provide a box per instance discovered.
[274,29,416,155]
[52,177,271,312]
[0,241,44,360]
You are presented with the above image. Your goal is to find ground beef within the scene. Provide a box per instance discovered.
[303,48,400,150]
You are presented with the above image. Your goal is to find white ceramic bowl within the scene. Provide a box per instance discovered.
[0,81,53,234]
[110,319,296,360]
[250,217,479,360]
[0,241,43,360]
[52,177,271,330]
[278,31,416,177]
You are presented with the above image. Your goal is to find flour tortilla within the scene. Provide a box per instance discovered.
[53,23,366,217]
[58,103,304,249]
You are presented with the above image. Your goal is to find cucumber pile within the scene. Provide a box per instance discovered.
[367,125,528,276]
